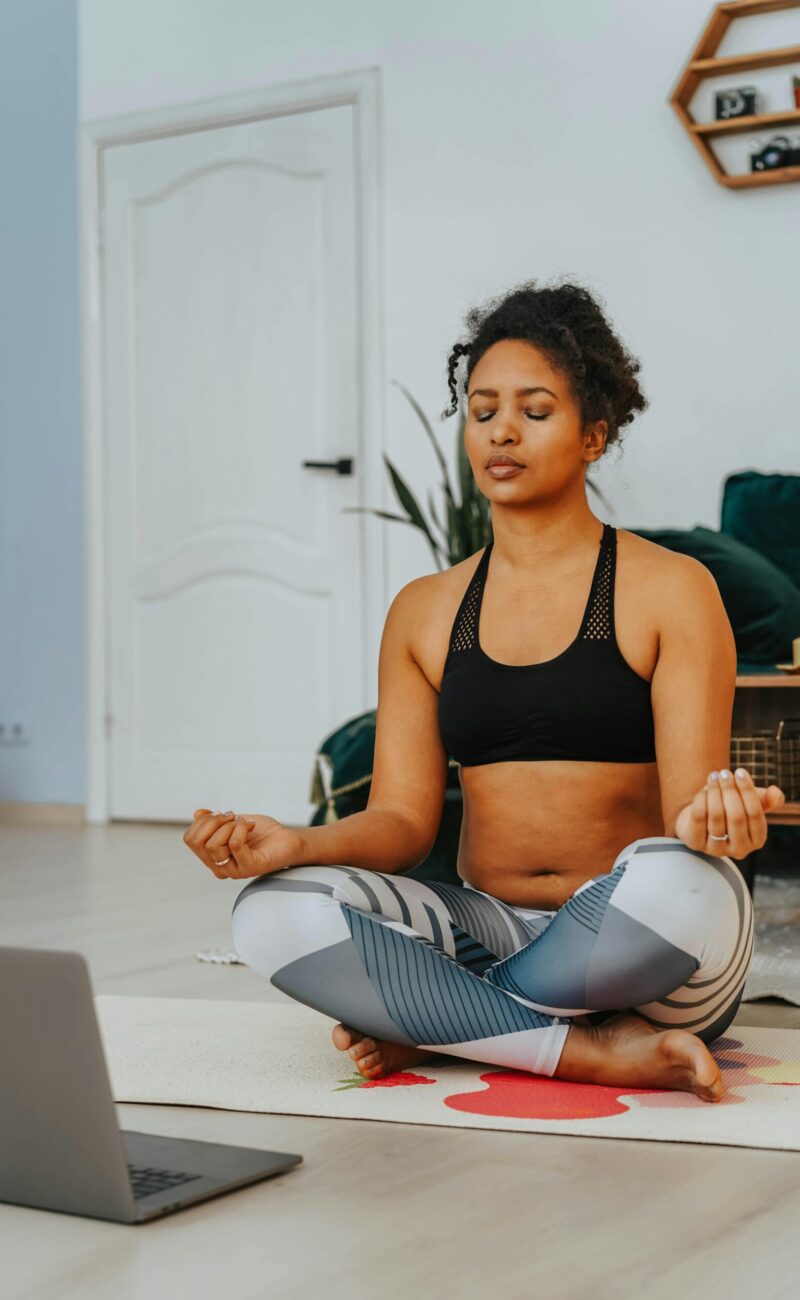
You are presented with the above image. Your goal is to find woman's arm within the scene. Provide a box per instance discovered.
[650,552,784,855]
[650,553,737,838]
[297,576,449,873]
[297,806,433,873]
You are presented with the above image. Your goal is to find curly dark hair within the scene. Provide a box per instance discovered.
[440,277,648,460]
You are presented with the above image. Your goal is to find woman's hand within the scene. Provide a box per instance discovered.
[674,767,786,858]
[183,809,308,879]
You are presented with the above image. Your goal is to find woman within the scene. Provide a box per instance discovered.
[183,278,785,1103]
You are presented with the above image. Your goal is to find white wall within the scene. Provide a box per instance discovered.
[79,0,800,599]
[5,0,798,807]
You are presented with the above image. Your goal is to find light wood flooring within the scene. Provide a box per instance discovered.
[2,820,800,1300]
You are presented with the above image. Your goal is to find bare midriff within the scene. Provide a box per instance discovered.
[412,527,665,911]
[455,758,663,909]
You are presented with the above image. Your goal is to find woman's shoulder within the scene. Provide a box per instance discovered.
[390,548,488,690]
[396,546,487,609]
[616,527,729,646]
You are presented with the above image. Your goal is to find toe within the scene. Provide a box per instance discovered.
[348,1037,376,1061]
[358,1055,385,1079]
[331,1023,354,1050]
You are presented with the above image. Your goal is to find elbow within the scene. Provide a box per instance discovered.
[403,829,442,873]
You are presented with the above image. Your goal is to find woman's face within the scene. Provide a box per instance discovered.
[464,338,606,501]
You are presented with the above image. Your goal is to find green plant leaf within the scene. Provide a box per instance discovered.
[344,506,447,570]
[383,454,446,564]
[428,489,450,548]
[391,378,451,488]
[393,378,461,554]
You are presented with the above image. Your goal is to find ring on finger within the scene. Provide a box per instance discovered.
[207,819,237,868]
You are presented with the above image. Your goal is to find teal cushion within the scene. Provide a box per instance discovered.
[627,525,800,665]
[720,471,800,592]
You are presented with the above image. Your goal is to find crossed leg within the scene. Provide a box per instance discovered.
[231,836,753,1096]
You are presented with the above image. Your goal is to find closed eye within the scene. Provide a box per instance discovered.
[476,412,549,422]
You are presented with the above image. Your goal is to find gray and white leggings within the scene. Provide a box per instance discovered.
[231,836,754,1077]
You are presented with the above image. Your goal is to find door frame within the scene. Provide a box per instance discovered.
[79,68,386,824]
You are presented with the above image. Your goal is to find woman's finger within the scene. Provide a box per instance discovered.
[226,819,259,877]
[705,772,728,842]
[190,811,236,874]
[733,768,768,849]
[683,785,709,850]
[205,813,238,858]
[715,768,751,853]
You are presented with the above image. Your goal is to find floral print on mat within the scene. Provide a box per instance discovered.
[709,1035,800,1087]
[330,1035,800,1116]
[442,1036,800,1118]
[333,1070,437,1091]
[444,1071,685,1118]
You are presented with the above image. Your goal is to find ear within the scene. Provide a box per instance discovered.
[583,421,608,461]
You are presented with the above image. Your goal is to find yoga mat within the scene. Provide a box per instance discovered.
[95,995,800,1152]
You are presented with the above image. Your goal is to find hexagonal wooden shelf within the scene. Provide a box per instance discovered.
[669,0,800,187]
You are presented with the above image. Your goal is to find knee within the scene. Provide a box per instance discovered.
[621,837,749,901]
[230,865,344,977]
[617,838,752,967]
[231,864,310,921]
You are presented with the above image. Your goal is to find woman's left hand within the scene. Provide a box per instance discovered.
[675,767,786,858]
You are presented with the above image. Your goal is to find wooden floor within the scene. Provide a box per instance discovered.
[2,820,800,1300]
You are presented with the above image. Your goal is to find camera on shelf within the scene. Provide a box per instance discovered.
[749,134,800,172]
[714,85,759,119]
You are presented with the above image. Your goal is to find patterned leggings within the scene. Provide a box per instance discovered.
[230,836,754,1077]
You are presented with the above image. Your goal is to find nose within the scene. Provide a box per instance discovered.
[492,431,521,451]
[490,417,520,443]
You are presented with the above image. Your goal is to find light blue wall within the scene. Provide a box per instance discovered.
[0,0,83,805]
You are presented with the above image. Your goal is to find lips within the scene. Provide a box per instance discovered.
[486,455,525,477]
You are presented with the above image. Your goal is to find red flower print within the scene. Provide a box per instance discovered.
[444,1070,662,1120]
[334,1070,437,1091]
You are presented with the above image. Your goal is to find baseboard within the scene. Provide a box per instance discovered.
[0,801,85,826]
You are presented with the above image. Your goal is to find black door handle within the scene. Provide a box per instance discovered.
[301,457,354,476]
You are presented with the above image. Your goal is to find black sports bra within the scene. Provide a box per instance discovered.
[437,522,656,766]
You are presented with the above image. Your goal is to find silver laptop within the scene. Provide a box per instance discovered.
[0,947,302,1223]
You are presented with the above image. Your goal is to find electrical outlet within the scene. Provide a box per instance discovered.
[0,720,30,746]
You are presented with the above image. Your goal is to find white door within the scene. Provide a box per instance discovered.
[101,104,367,825]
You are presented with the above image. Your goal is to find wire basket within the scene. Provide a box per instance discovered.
[731,719,800,801]
[730,729,778,788]
[776,718,800,802]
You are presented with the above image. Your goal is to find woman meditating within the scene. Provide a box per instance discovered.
[183,278,785,1102]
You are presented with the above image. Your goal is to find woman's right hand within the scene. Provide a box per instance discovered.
[183,809,307,879]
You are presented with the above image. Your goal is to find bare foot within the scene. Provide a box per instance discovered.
[553,1010,725,1102]
[331,1022,438,1080]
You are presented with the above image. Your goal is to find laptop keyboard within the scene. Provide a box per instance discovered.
[128,1163,204,1200]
